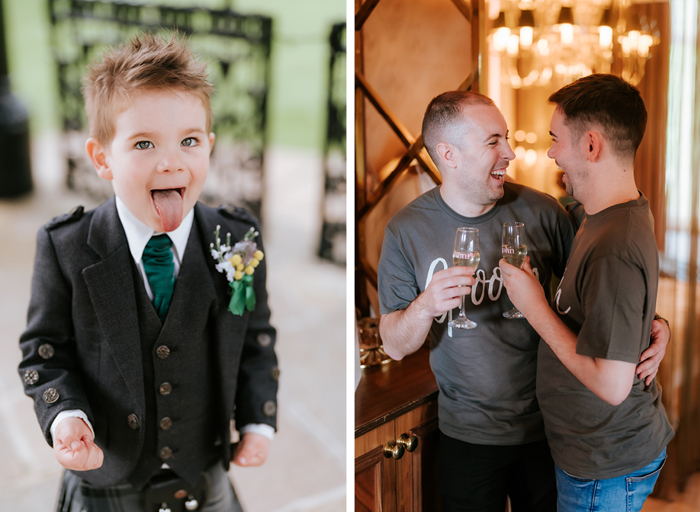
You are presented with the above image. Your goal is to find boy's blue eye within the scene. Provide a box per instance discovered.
[181,137,198,147]
[136,141,153,150]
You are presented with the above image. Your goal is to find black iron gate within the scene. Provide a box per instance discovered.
[48,0,272,219]
[318,21,346,265]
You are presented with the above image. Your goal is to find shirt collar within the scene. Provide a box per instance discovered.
[115,196,194,264]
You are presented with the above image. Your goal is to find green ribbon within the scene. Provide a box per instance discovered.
[228,274,256,315]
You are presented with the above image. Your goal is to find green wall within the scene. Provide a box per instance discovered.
[2,0,345,150]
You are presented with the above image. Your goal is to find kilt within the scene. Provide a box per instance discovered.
[55,462,244,512]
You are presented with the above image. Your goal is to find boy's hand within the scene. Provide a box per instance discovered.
[53,417,104,471]
[231,432,270,467]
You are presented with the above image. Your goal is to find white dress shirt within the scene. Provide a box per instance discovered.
[51,197,273,444]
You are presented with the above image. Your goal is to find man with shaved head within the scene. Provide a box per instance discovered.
[376,90,669,512]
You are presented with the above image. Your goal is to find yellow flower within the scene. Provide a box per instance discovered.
[250,259,260,268]
[234,270,244,281]
[244,265,254,275]
[236,263,244,271]
[229,254,242,266]
[254,250,264,261]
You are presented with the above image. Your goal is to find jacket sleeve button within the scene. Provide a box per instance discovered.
[23,369,39,385]
[38,344,55,359]
[257,333,272,347]
[43,388,59,404]
[262,400,277,416]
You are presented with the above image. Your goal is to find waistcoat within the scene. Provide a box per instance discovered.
[128,223,220,489]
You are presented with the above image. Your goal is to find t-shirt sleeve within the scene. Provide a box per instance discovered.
[575,255,647,363]
[377,224,420,315]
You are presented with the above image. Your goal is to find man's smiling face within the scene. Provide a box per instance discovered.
[448,104,515,209]
[547,107,586,202]
[94,89,214,232]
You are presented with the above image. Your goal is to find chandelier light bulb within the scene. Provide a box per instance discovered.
[599,25,613,49]
[493,27,511,52]
[507,34,520,56]
[621,36,632,56]
[638,34,653,58]
[628,30,640,50]
[520,26,533,48]
[560,23,574,45]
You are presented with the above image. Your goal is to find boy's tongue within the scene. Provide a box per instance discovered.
[152,189,183,232]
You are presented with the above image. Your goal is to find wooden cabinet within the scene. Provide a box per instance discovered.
[355,346,441,511]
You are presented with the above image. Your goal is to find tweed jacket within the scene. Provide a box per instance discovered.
[18,197,278,486]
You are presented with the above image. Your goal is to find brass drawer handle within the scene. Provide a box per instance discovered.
[398,433,418,452]
[383,440,405,460]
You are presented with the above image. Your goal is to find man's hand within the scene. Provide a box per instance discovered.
[53,417,104,471]
[636,319,671,386]
[413,266,476,320]
[232,432,270,467]
[499,257,547,318]
[380,266,476,361]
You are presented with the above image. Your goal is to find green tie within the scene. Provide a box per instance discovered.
[142,235,174,322]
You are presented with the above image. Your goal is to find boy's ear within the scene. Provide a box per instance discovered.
[85,138,113,181]
[208,132,216,153]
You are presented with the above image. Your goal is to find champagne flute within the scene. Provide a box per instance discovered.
[502,222,527,319]
[449,227,480,330]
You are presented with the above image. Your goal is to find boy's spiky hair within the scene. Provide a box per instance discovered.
[82,32,214,145]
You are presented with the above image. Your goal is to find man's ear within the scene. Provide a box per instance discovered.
[583,131,603,162]
[436,142,458,170]
[85,138,112,181]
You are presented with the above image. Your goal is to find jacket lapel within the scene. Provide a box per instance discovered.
[193,204,250,412]
[82,198,145,414]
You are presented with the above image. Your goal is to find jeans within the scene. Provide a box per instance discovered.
[555,448,666,512]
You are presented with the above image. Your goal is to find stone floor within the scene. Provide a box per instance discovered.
[0,136,347,511]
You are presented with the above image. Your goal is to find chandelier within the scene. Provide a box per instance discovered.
[487,0,660,88]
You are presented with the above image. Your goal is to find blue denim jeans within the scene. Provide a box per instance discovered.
[554,448,666,512]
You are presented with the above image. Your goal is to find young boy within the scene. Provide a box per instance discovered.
[18,33,277,512]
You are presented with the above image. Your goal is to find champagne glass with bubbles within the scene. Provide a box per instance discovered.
[502,222,527,319]
[449,227,480,330]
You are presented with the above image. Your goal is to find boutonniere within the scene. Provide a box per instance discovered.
[210,225,264,315]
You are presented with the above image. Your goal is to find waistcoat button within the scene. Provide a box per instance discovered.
[160,417,173,430]
[127,414,140,430]
[156,345,171,359]
[159,382,172,395]
[160,446,173,460]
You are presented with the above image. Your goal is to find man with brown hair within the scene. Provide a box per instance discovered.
[19,33,277,511]
[501,74,673,512]
[378,89,669,512]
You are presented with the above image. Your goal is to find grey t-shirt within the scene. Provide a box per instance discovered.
[537,194,674,479]
[378,183,575,445]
